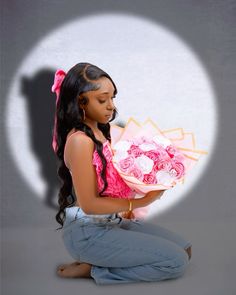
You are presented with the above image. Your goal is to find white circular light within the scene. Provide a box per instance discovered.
[5,13,217,219]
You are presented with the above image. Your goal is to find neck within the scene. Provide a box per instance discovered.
[83,118,98,132]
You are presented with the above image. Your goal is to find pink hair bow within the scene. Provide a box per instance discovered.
[51,69,66,153]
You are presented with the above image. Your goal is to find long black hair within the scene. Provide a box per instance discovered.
[53,62,118,230]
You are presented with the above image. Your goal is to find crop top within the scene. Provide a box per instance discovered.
[64,131,136,199]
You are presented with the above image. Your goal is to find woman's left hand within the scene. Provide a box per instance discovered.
[119,210,136,219]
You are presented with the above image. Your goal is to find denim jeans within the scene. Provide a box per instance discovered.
[62,206,192,285]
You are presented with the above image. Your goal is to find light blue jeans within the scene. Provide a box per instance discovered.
[62,206,192,285]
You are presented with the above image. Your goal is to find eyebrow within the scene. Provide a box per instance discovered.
[97,91,116,96]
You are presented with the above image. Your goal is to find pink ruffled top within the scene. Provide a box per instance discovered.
[92,140,136,199]
[64,131,135,199]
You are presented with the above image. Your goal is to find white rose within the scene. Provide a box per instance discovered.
[139,143,157,151]
[155,170,174,186]
[134,154,154,174]
[113,150,129,162]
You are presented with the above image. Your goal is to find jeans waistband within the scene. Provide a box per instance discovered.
[64,206,121,227]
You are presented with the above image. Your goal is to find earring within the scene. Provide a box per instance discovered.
[82,109,86,121]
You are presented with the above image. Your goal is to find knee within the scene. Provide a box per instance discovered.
[170,250,190,277]
[154,249,190,277]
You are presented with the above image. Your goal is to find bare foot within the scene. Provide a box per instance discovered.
[57,261,92,278]
[185,246,192,260]
[57,261,81,270]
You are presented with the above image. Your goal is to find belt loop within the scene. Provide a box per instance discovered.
[74,207,80,220]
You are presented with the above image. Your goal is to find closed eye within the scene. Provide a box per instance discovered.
[98,96,116,104]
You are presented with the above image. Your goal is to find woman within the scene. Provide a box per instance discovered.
[52,62,192,285]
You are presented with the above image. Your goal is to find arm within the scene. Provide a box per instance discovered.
[66,134,149,215]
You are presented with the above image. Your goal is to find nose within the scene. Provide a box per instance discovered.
[107,98,115,110]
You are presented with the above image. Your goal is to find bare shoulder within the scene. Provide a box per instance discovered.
[65,132,95,170]
[67,132,94,148]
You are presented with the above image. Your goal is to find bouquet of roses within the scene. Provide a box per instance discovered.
[113,135,185,191]
[110,117,208,219]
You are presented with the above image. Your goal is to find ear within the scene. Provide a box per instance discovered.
[77,95,87,107]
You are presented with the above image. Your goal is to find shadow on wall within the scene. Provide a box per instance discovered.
[21,69,59,209]
[20,68,125,210]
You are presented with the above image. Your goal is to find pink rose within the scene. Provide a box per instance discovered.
[173,153,185,162]
[157,159,172,171]
[171,161,185,179]
[143,172,157,184]
[129,166,144,180]
[119,156,135,172]
[144,150,160,161]
[128,145,143,158]
[166,145,178,158]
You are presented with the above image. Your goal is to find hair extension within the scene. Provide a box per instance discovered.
[53,63,118,230]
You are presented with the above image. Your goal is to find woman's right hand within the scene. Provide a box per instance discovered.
[141,190,166,206]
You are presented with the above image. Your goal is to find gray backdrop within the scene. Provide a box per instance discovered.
[1,1,236,294]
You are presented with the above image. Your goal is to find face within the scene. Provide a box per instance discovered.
[79,77,116,124]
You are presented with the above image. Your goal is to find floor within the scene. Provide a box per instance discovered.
[2,220,235,295]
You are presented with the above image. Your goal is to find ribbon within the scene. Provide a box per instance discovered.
[51,69,66,153]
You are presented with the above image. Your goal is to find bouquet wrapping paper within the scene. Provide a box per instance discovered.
[109,117,208,219]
